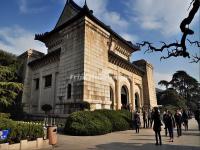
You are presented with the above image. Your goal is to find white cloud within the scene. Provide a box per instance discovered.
[73,0,130,33]
[19,0,47,14]
[154,72,172,89]
[0,26,47,55]
[121,33,139,43]
[74,0,140,43]
[128,0,197,36]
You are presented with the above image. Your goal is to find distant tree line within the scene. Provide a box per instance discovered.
[157,70,199,112]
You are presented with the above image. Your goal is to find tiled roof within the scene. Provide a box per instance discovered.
[35,0,139,52]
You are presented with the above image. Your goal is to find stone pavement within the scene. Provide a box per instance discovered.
[49,118,200,150]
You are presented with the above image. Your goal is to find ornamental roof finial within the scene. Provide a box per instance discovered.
[83,0,90,12]
[84,0,87,6]
[67,0,72,4]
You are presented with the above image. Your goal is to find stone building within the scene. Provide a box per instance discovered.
[20,0,157,115]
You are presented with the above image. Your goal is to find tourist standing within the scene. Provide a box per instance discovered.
[143,110,148,128]
[163,110,168,136]
[174,110,182,137]
[147,108,152,128]
[152,107,162,145]
[165,111,175,142]
[134,111,141,133]
[150,109,154,128]
[182,109,189,131]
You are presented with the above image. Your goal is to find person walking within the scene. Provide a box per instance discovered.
[134,111,141,133]
[182,109,189,131]
[152,107,162,145]
[174,110,182,137]
[150,109,154,128]
[165,111,175,142]
[143,110,148,128]
[163,110,168,136]
[147,108,152,128]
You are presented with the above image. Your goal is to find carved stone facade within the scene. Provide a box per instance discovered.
[20,0,157,115]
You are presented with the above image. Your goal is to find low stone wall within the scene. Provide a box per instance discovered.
[0,138,52,150]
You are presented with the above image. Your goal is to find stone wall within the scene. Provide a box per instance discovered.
[84,17,111,110]
[55,18,85,113]
[22,15,157,115]
[20,50,45,113]
[83,16,145,111]
[30,62,59,113]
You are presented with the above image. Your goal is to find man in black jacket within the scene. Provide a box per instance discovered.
[174,110,182,137]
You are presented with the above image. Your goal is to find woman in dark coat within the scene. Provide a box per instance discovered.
[165,111,175,142]
[182,110,189,131]
[152,107,162,145]
[134,111,141,133]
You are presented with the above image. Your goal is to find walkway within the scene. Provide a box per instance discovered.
[51,118,200,150]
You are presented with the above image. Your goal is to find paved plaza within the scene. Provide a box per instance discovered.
[50,118,200,150]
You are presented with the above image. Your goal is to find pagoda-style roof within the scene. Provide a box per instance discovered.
[35,0,139,52]
[55,0,82,28]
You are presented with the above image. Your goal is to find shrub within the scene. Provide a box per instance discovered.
[0,117,44,144]
[64,111,112,136]
[64,109,132,136]
[41,104,52,114]
[0,113,10,118]
[94,110,131,131]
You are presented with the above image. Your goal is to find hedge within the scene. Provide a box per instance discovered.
[64,109,132,136]
[0,117,44,144]
[0,113,10,119]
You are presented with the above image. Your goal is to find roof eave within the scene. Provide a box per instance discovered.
[35,7,139,52]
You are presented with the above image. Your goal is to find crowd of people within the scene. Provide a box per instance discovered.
[132,107,190,146]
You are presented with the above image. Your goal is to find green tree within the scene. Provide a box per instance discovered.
[158,70,199,112]
[0,50,23,108]
[158,88,186,108]
[158,80,170,90]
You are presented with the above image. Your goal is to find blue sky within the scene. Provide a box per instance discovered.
[0,0,199,88]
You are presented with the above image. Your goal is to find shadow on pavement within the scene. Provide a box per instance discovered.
[89,142,200,150]
[182,132,200,136]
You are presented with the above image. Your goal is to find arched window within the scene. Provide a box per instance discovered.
[67,84,72,99]
[135,93,139,111]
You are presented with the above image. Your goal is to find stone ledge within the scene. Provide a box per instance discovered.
[0,138,52,150]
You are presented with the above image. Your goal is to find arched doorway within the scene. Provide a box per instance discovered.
[110,87,114,110]
[121,85,129,109]
[135,93,139,111]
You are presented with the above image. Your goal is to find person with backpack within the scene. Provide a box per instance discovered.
[134,111,141,133]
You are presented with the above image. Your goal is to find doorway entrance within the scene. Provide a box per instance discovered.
[121,85,129,109]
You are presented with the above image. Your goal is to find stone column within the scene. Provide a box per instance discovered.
[38,73,43,112]
[139,85,144,109]
[128,78,134,111]
[115,77,121,110]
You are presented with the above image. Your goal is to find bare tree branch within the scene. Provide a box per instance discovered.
[190,54,200,63]
[188,39,200,47]
[137,0,200,63]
